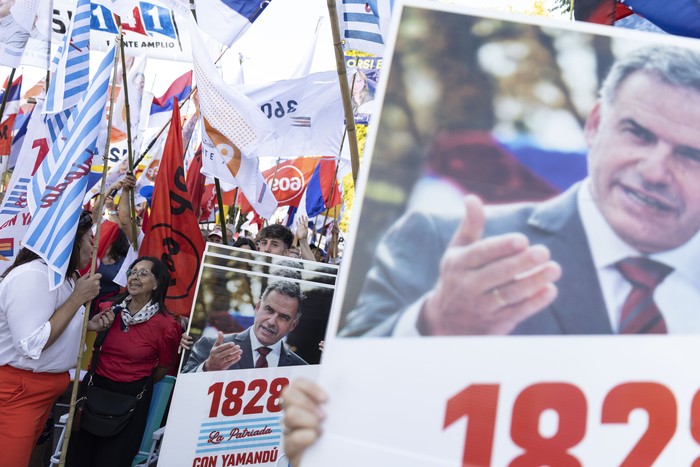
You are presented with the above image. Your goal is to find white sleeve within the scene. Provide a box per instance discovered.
[5,268,58,359]
[114,230,145,287]
[391,297,425,337]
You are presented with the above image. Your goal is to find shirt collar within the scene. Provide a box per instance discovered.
[249,326,283,355]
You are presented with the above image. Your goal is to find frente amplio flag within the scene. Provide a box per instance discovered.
[24,45,115,290]
[244,71,344,158]
[43,0,91,115]
[139,100,205,317]
[337,0,392,56]
[192,0,272,46]
[190,14,277,218]
[234,157,326,213]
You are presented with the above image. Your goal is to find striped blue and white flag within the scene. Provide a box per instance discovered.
[43,0,91,115]
[24,45,116,290]
[337,0,393,56]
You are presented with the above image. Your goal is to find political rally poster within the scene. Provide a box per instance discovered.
[160,243,338,466]
[304,1,700,466]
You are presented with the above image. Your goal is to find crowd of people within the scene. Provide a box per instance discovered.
[0,164,342,466]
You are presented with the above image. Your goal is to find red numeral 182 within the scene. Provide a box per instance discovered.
[445,382,684,466]
[208,377,289,418]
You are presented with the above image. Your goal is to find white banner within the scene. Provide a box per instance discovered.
[161,365,320,467]
[52,0,192,61]
[304,1,700,465]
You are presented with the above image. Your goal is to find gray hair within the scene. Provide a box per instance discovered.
[269,259,303,280]
[261,280,305,320]
[600,45,700,104]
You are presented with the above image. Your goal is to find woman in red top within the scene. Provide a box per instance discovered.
[66,256,181,467]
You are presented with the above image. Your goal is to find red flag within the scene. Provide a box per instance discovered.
[0,114,17,157]
[199,184,217,222]
[186,143,205,219]
[235,157,326,213]
[139,99,205,317]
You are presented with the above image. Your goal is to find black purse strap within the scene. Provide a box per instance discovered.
[87,305,149,399]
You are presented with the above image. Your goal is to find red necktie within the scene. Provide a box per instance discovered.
[616,257,673,334]
[255,347,272,368]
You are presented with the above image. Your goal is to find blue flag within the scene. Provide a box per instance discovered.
[24,44,116,290]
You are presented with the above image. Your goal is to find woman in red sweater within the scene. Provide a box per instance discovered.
[66,256,181,467]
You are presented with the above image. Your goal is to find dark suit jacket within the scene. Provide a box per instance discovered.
[182,328,308,373]
[339,185,613,336]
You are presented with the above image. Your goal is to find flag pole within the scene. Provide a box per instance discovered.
[187,0,229,246]
[115,16,140,250]
[326,0,360,187]
[0,68,17,202]
[58,33,123,467]
[261,157,282,229]
[0,68,16,126]
[320,156,341,240]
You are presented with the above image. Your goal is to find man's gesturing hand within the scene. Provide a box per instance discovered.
[418,195,562,335]
[203,331,243,371]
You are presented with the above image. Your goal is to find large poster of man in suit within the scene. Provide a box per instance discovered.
[182,243,338,370]
[335,4,700,338]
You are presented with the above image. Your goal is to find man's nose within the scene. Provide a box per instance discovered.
[637,143,673,185]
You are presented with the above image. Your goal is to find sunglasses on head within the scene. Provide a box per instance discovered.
[79,211,93,229]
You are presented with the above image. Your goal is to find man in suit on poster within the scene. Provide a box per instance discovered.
[340,44,700,337]
[183,280,307,372]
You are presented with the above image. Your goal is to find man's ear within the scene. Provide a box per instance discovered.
[584,100,603,147]
[288,316,299,334]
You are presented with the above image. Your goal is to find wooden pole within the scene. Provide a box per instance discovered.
[116,16,140,250]
[326,0,360,187]
[58,31,123,467]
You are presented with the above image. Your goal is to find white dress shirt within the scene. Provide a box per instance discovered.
[249,329,283,367]
[578,179,700,333]
[0,261,84,372]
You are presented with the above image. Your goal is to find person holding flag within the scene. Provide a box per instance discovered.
[0,211,113,467]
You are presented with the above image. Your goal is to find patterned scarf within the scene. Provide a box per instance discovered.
[114,296,159,332]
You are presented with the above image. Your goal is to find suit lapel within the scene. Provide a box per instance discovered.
[278,345,292,367]
[527,185,612,334]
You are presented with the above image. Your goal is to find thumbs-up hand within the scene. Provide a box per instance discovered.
[418,195,562,335]
[203,331,243,371]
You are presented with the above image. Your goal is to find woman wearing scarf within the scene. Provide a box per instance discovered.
[66,256,181,467]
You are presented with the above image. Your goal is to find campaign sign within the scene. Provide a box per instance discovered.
[160,365,319,467]
[161,244,337,466]
[304,1,700,466]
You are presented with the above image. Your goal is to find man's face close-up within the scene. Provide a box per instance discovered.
[259,237,288,255]
[253,290,300,346]
[585,71,700,254]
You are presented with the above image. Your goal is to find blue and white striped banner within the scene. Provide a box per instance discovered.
[43,0,91,115]
[25,44,116,290]
[44,109,71,145]
[338,0,392,56]
[195,415,282,455]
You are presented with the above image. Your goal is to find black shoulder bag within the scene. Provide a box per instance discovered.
[78,324,149,437]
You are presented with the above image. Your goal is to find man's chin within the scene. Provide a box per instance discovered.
[615,226,686,253]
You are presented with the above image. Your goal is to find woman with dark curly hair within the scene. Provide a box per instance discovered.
[0,211,113,466]
[66,256,181,467]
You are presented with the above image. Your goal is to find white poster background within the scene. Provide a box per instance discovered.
[161,365,319,467]
[303,1,700,466]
